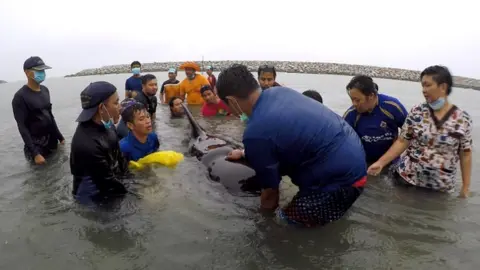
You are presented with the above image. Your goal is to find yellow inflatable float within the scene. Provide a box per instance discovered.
[128,151,184,171]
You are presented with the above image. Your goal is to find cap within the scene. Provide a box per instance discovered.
[206,66,213,70]
[23,56,52,71]
[168,68,177,73]
[76,81,117,122]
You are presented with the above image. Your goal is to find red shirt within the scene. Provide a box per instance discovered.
[201,100,230,117]
[208,74,216,89]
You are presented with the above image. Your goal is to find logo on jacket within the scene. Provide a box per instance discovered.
[380,121,387,128]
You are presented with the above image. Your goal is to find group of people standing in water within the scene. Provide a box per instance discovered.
[11,56,473,227]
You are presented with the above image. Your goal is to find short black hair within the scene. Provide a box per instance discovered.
[302,90,323,103]
[141,74,156,85]
[257,65,277,78]
[420,65,453,95]
[121,102,147,125]
[346,75,377,96]
[131,61,141,68]
[168,96,182,108]
[216,64,260,101]
[200,85,213,95]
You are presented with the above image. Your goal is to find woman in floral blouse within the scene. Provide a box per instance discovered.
[367,65,473,198]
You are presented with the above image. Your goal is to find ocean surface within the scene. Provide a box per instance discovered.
[1,72,480,270]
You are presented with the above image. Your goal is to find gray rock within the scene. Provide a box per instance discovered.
[65,61,480,90]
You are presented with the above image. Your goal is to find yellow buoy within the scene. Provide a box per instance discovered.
[128,151,184,171]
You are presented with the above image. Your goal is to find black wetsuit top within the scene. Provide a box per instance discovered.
[134,90,157,117]
[70,121,131,201]
[12,85,64,158]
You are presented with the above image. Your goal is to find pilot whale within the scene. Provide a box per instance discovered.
[182,104,260,196]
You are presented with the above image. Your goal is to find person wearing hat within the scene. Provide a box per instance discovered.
[70,81,130,205]
[160,68,180,103]
[12,56,64,165]
[178,62,210,105]
[206,66,216,91]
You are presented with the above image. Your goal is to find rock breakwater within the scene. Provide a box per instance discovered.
[66,61,480,90]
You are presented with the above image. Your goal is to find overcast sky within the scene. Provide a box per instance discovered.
[1,0,478,81]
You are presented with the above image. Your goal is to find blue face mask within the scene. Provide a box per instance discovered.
[100,104,114,129]
[428,97,446,111]
[132,67,141,75]
[33,70,46,84]
[228,97,249,122]
[239,113,249,122]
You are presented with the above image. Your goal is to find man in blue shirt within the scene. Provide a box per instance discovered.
[125,61,143,98]
[343,75,408,164]
[216,64,367,227]
[119,99,160,162]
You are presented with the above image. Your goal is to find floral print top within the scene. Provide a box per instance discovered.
[396,102,473,192]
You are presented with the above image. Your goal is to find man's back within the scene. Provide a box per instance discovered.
[245,87,366,190]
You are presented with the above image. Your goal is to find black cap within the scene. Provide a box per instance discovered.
[76,81,117,122]
[23,56,51,71]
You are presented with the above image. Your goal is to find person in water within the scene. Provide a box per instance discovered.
[12,56,64,165]
[302,90,323,103]
[160,68,180,103]
[125,61,143,98]
[134,74,158,120]
[200,85,231,117]
[206,66,217,90]
[179,61,211,105]
[169,97,185,118]
[70,81,130,206]
[368,66,473,198]
[119,99,160,162]
[343,75,407,164]
[258,65,281,90]
[216,64,367,227]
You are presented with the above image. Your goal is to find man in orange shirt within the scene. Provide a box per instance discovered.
[178,62,210,105]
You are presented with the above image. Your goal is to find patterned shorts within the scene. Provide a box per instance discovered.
[278,184,364,227]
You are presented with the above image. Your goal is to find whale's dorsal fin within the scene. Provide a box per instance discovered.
[182,103,207,139]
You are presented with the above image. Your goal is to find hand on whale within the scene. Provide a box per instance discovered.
[202,146,261,197]
[181,103,261,196]
[226,149,244,161]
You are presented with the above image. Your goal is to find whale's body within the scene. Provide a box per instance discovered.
[182,104,260,196]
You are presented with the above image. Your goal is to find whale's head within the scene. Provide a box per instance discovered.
[182,103,227,158]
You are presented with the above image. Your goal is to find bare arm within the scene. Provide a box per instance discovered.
[376,137,409,167]
[459,151,472,194]
[459,111,473,196]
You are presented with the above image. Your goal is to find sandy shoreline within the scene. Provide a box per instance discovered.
[66,60,480,90]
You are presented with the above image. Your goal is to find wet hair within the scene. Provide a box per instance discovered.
[302,90,323,103]
[141,74,156,85]
[216,64,260,101]
[257,65,277,78]
[200,85,213,95]
[168,96,182,108]
[420,65,453,95]
[346,75,378,96]
[121,101,147,124]
[130,61,141,68]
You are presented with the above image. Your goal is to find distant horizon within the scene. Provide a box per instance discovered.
[69,60,479,80]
